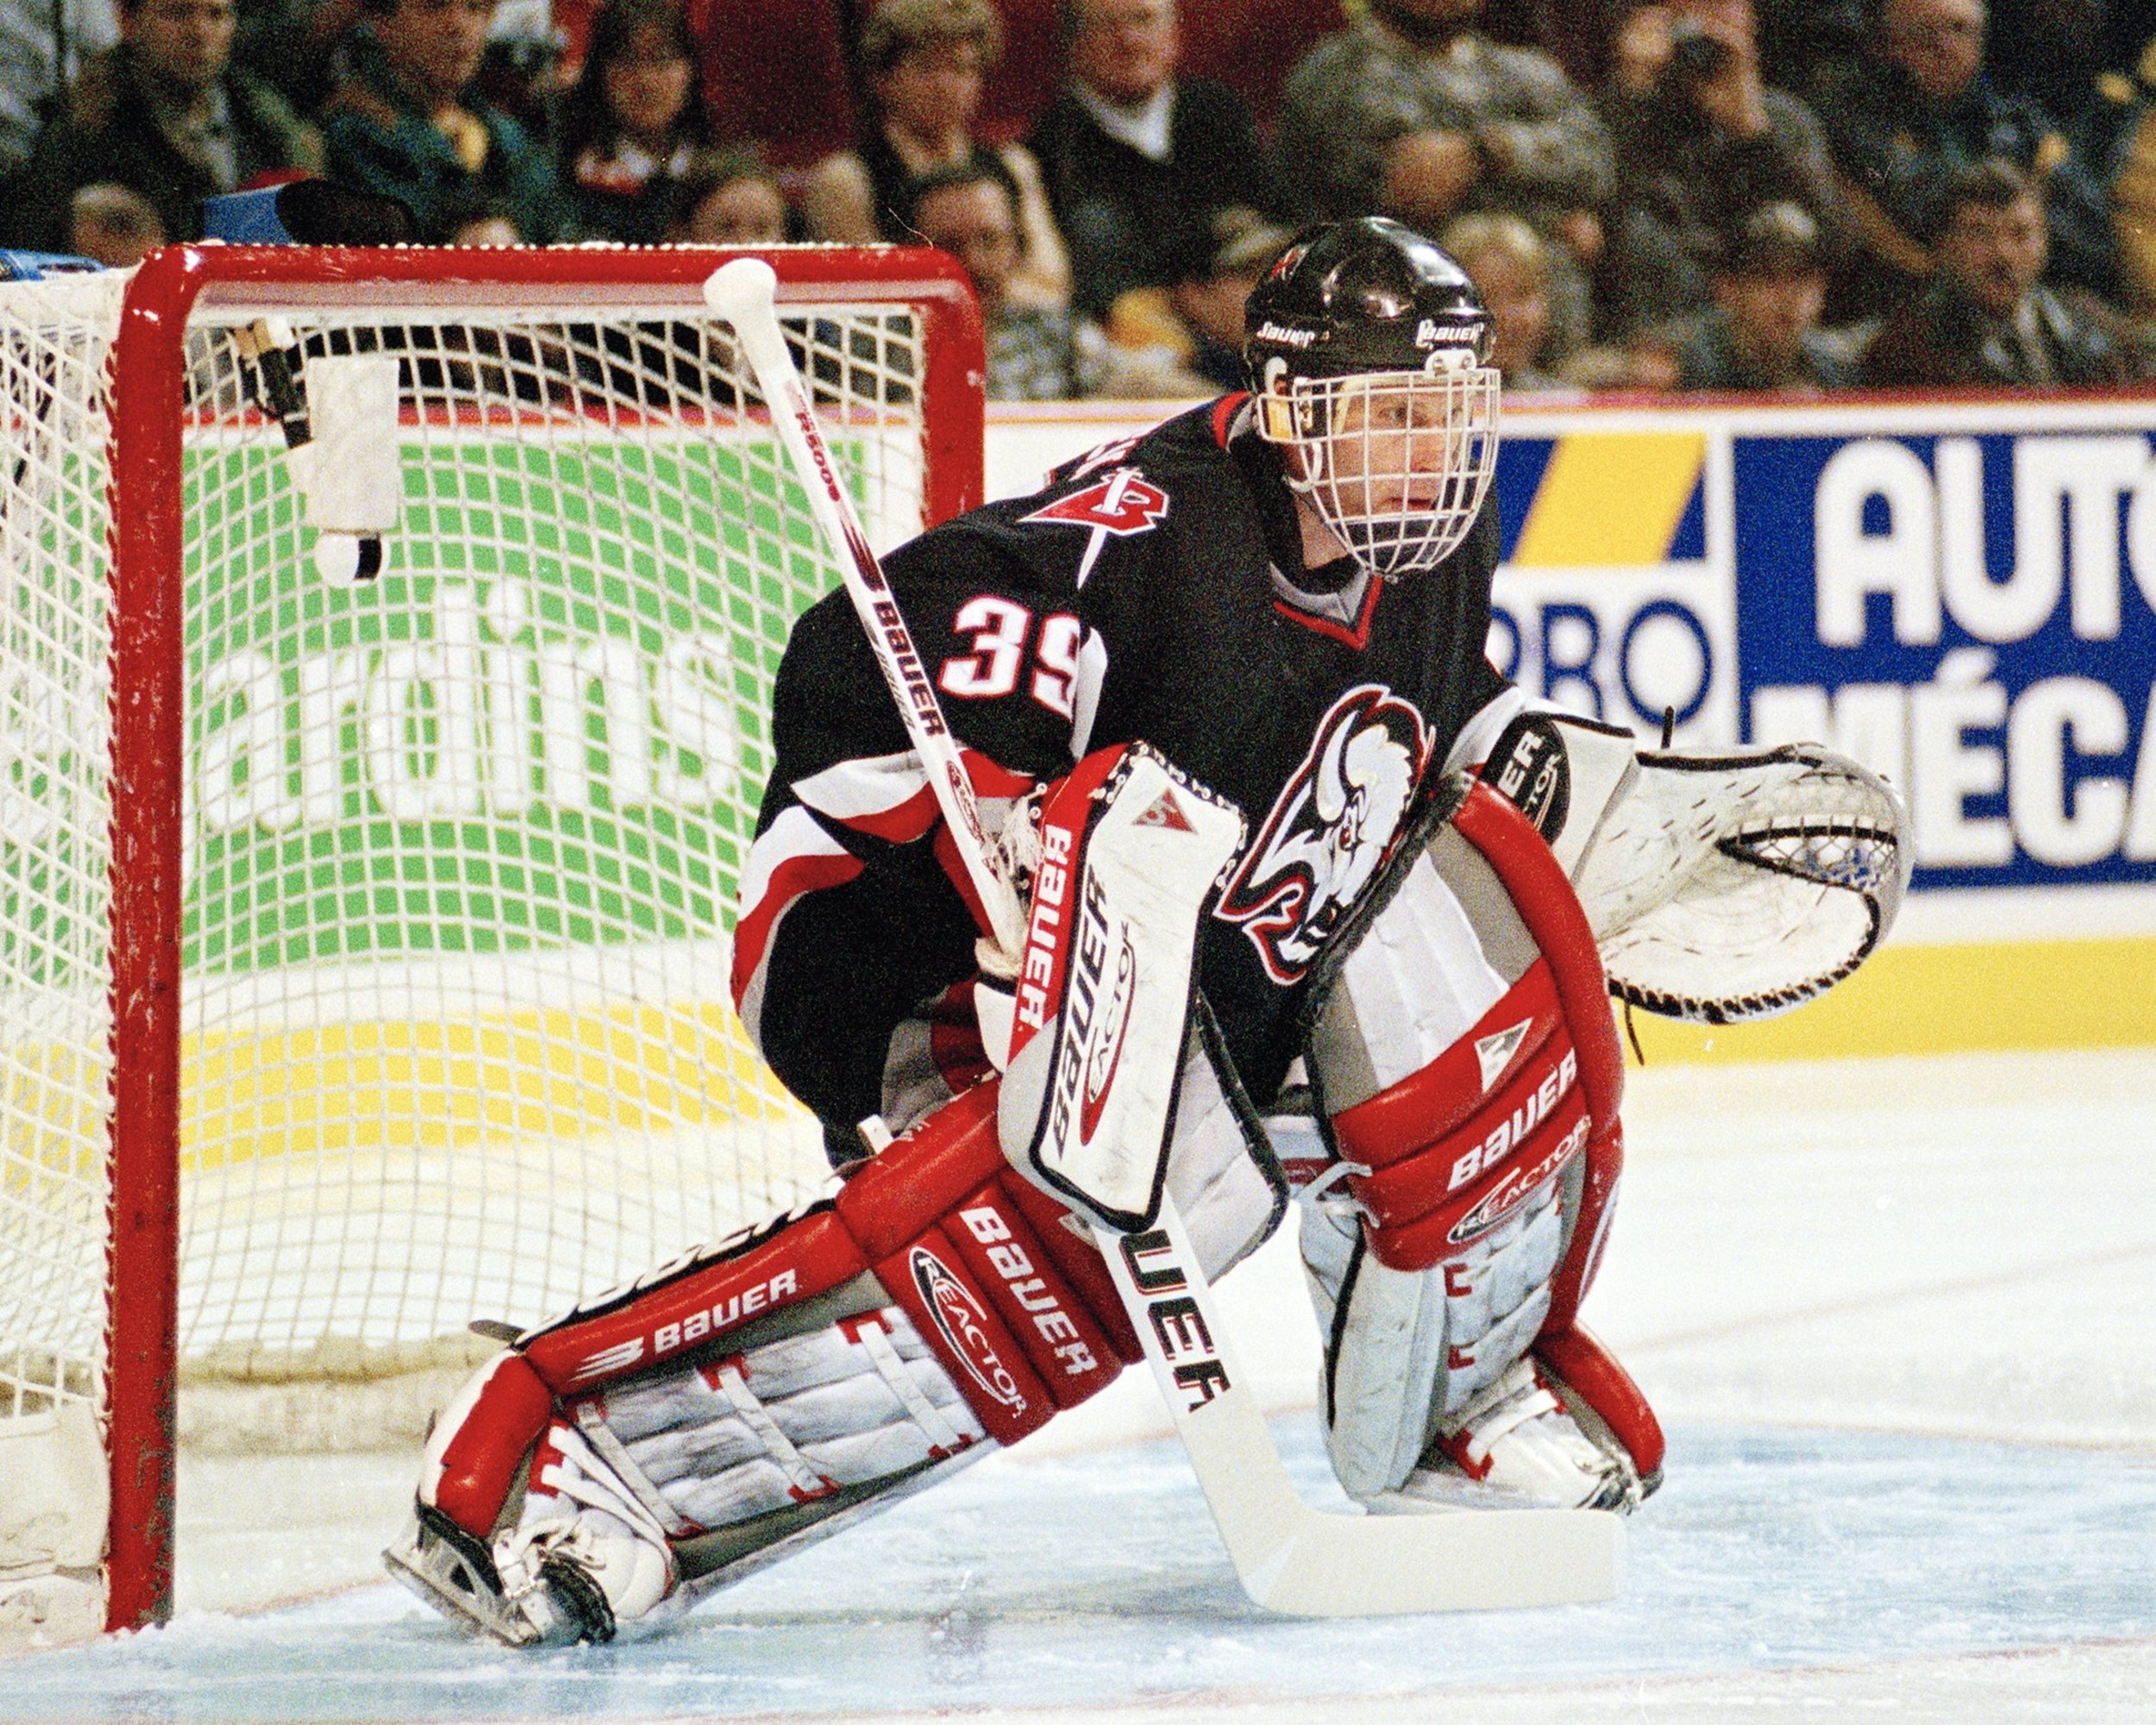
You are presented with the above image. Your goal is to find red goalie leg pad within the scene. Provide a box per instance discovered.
[417,1216,870,1541]
[1338,965,1585,1231]
[870,1223,1056,1446]
[943,1184,1129,1408]
[518,1208,872,1393]
[1451,782,1624,1124]
[1539,1323,1666,1481]
[1331,963,1597,1275]
[837,1079,1130,1437]
[421,1349,556,1538]
[1332,959,1570,1180]
[1326,781,1626,1276]
[422,1082,1136,1540]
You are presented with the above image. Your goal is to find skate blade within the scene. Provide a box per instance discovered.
[383,1525,542,1649]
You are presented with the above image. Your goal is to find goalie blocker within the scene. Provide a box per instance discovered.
[388,1082,1141,1646]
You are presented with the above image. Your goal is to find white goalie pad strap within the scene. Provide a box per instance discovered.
[847,1311,967,1455]
[573,1402,700,1540]
[1301,1173,1568,1499]
[709,1361,837,1505]
[1434,1192,1564,1415]
[527,1423,672,1551]
[1000,743,1245,1230]
[594,1308,987,1534]
[1573,743,1911,1022]
[491,1420,680,1638]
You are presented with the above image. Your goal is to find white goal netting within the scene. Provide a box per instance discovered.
[0,257,956,1457]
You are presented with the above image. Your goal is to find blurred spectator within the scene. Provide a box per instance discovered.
[1027,0,1282,321]
[1101,204,1288,392]
[322,0,576,243]
[68,178,165,262]
[12,0,321,249]
[1600,0,1850,338]
[1809,0,2117,308]
[1442,211,1570,391]
[661,146,790,243]
[556,0,707,242]
[910,159,1191,399]
[912,158,1084,398]
[1514,0,1620,87]
[1982,0,2109,129]
[803,0,1069,310]
[230,0,367,116]
[1862,159,2136,386]
[1648,201,1860,389]
[1275,0,1614,240]
[468,0,569,136]
[2085,36,2156,319]
[0,0,118,173]
[1756,0,1868,93]
[446,193,518,242]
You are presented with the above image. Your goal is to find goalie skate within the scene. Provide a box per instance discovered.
[385,1504,548,1648]
[386,1421,675,1647]
[1376,1356,1648,1515]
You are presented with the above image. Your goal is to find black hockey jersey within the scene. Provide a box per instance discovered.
[733,395,1509,1157]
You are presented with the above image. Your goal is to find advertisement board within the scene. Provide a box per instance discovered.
[992,397,2156,895]
[985,395,2156,1057]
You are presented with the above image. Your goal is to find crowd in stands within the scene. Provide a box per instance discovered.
[4,0,2156,399]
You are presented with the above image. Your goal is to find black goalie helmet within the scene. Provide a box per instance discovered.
[1244,217,1501,576]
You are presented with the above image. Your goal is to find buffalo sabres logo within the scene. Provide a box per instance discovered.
[1214,686,1432,984]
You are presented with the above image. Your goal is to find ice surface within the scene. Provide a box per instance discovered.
[3,1049,2153,1722]
[5,1420,2156,1722]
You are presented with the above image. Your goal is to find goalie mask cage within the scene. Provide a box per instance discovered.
[0,244,983,1634]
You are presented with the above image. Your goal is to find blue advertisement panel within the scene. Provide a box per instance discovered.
[993,400,2156,901]
[1733,426,2156,890]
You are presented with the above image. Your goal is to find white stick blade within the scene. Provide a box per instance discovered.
[1242,1506,1622,1617]
[1108,1201,1623,1618]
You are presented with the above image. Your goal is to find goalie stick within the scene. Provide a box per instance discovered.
[701,257,1620,1616]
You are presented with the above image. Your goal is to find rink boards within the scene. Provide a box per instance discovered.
[990,393,2156,1062]
[22,395,2144,1200]
[149,396,2156,1118]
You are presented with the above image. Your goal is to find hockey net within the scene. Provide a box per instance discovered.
[0,245,982,1634]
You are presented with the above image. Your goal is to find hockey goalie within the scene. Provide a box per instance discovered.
[386,218,1908,1644]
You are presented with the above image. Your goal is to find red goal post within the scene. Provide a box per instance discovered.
[0,244,982,1636]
